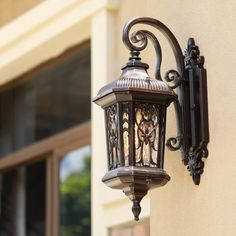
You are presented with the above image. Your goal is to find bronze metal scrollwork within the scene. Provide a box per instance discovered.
[122,17,209,185]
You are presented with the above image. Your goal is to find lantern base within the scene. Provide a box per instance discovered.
[102,166,170,220]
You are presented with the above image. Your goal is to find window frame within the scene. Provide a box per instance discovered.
[0,121,91,236]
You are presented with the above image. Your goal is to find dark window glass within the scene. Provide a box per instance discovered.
[0,44,91,157]
[0,170,16,235]
[0,160,46,236]
[26,161,46,236]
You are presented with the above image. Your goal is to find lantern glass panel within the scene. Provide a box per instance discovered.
[104,101,167,171]
[134,103,166,168]
[105,104,120,170]
[122,104,129,166]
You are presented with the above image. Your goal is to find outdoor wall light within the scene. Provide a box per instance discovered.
[93,17,209,221]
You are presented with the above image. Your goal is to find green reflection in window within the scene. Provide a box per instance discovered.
[60,146,91,236]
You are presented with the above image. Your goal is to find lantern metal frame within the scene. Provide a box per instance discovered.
[93,17,209,221]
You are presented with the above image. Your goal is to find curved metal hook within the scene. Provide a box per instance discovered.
[122,17,185,79]
[130,30,162,80]
[122,17,185,152]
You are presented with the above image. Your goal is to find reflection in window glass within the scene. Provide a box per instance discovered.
[0,160,46,236]
[109,220,150,236]
[60,146,91,236]
[0,44,91,157]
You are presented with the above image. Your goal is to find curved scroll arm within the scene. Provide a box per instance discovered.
[130,30,162,80]
[120,17,208,185]
[164,70,182,89]
[122,17,185,150]
[122,17,185,80]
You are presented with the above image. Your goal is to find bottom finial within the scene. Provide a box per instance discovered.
[132,199,141,221]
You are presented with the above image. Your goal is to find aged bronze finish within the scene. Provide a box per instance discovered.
[93,17,209,221]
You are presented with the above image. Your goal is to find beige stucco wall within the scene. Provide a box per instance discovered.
[0,0,235,235]
[115,0,236,235]
[0,0,43,27]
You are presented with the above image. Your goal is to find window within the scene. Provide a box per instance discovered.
[0,41,91,236]
[0,42,91,157]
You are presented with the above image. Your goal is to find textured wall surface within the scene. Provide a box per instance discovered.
[0,0,43,27]
[115,0,236,235]
[0,0,235,235]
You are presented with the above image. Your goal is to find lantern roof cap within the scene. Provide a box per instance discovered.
[93,63,176,104]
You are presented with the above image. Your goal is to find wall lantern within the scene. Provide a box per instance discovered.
[93,17,209,221]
